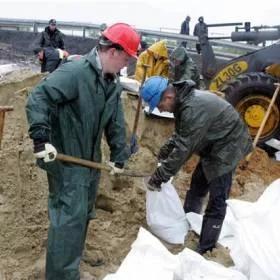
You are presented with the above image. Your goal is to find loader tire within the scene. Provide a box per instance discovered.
[221,72,280,148]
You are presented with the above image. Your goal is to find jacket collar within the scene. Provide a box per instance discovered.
[46,26,58,34]
[85,48,120,98]
[173,80,196,106]
[86,47,118,82]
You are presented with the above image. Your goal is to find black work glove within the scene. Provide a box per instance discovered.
[33,139,48,153]
[146,174,162,192]
[157,145,171,162]
[114,162,124,169]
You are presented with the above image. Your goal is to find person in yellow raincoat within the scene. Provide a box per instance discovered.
[135,40,169,81]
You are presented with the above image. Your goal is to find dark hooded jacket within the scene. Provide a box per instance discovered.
[155,81,252,182]
[180,19,190,35]
[193,21,208,38]
[39,26,65,49]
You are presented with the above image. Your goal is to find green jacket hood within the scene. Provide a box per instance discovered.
[170,46,189,64]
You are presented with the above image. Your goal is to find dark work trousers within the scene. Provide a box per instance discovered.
[195,43,201,54]
[184,162,233,220]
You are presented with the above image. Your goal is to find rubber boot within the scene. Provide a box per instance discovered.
[196,217,223,255]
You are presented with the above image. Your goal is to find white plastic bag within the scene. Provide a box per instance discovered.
[228,179,280,280]
[178,247,247,280]
[146,181,189,244]
[103,227,247,280]
[119,76,140,92]
[103,227,180,280]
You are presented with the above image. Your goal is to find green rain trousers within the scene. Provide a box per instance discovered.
[42,161,101,279]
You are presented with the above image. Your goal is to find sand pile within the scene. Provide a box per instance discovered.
[0,72,279,279]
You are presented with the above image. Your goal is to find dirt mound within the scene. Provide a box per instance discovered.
[0,72,280,279]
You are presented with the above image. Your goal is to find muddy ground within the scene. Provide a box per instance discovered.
[0,69,280,280]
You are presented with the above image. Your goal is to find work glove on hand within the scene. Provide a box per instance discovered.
[33,140,57,163]
[144,174,162,192]
[108,161,124,175]
[157,146,171,162]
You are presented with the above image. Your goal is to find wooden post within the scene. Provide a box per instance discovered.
[0,106,13,149]
[245,83,280,163]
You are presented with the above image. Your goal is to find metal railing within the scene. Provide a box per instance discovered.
[0,18,101,37]
[0,17,260,59]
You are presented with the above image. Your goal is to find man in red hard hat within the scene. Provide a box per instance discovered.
[26,23,140,280]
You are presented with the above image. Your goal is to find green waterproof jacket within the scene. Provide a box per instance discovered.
[26,47,127,167]
[156,81,253,182]
[170,46,200,88]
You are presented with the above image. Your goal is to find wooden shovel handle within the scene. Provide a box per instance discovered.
[56,153,151,177]
[132,64,149,134]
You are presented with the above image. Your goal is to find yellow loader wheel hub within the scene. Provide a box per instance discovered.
[244,105,265,128]
[236,95,280,139]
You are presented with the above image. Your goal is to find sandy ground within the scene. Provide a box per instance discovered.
[0,70,280,280]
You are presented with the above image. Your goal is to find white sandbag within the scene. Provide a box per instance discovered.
[119,76,140,93]
[178,247,248,280]
[103,227,247,280]
[228,179,280,280]
[103,227,181,280]
[146,181,189,244]
[185,212,202,235]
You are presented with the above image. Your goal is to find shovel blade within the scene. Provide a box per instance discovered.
[130,134,139,155]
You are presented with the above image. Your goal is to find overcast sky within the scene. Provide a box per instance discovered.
[1,0,279,35]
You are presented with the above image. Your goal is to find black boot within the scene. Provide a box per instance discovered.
[196,217,223,255]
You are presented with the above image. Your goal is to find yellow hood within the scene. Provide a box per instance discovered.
[148,41,168,58]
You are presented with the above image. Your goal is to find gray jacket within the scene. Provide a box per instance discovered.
[193,22,208,38]
[155,81,252,182]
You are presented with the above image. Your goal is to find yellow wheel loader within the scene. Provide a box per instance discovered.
[200,33,280,149]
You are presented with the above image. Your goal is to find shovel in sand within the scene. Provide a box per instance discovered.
[129,64,149,155]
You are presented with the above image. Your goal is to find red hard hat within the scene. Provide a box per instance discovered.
[102,23,140,58]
